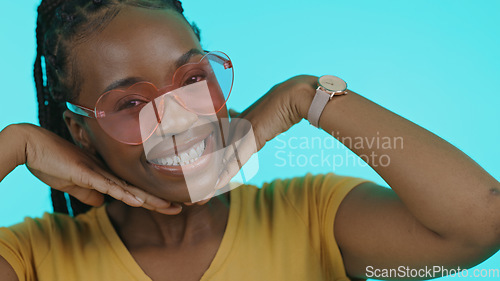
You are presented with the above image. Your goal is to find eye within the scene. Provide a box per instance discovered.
[115,95,149,111]
[183,74,207,86]
[120,100,145,109]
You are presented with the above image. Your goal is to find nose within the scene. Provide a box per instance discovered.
[154,95,198,136]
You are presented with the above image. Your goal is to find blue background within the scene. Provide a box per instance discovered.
[1,0,499,280]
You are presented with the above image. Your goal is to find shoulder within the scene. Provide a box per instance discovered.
[4,207,100,239]
[2,211,74,246]
[244,173,370,203]
[0,207,101,279]
[233,172,371,218]
[229,174,371,280]
[0,207,102,259]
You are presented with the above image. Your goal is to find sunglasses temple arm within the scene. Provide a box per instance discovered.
[66,102,97,119]
[209,53,232,70]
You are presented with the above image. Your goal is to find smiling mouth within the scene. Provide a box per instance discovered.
[149,138,206,166]
[148,134,210,166]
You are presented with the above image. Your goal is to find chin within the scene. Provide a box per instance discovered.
[143,126,225,203]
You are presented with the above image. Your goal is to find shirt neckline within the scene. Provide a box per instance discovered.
[95,188,241,280]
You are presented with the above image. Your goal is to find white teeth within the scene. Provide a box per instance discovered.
[160,158,167,165]
[151,138,206,166]
[188,148,198,159]
[180,152,189,165]
[196,143,204,157]
[174,155,181,165]
[166,157,173,165]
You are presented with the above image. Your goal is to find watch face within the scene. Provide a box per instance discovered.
[318,75,347,92]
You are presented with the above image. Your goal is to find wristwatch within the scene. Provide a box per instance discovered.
[307,75,347,128]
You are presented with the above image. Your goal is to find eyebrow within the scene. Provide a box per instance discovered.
[101,48,204,94]
[174,48,204,69]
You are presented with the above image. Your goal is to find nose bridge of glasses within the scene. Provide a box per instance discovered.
[150,94,198,137]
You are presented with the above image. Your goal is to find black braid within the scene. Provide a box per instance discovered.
[34,0,200,216]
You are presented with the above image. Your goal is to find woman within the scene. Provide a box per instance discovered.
[1,0,499,280]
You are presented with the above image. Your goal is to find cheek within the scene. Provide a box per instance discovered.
[86,121,144,172]
[216,105,229,120]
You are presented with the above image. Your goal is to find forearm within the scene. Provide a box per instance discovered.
[295,87,500,244]
[0,124,27,182]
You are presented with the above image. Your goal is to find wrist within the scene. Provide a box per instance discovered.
[288,75,318,122]
[0,124,30,181]
[2,124,30,166]
[299,75,349,128]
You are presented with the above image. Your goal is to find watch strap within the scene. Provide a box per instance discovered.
[307,88,331,128]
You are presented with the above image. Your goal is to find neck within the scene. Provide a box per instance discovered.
[106,193,230,250]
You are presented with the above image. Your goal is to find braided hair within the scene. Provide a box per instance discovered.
[34,0,201,216]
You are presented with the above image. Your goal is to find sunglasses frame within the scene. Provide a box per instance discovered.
[65,50,233,144]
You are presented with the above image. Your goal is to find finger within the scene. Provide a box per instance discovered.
[76,169,180,215]
[142,201,183,215]
[214,154,234,190]
[216,119,258,190]
[122,184,172,210]
[223,132,257,178]
[86,164,174,210]
[232,129,258,167]
[76,174,142,206]
[88,164,177,211]
[196,190,216,205]
[219,118,251,167]
[215,150,242,190]
[70,164,145,207]
[61,185,105,207]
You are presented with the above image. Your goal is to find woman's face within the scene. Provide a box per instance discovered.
[71,6,228,203]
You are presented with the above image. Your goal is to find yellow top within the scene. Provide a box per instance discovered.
[0,173,370,281]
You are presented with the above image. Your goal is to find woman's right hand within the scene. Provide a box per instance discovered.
[0,123,179,214]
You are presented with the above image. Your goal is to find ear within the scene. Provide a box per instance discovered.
[63,110,97,154]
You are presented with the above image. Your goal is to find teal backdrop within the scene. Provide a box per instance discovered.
[1,1,499,280]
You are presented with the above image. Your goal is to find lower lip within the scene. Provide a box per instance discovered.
[147,133,215,177]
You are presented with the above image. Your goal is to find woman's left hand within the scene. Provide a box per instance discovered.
[234,75,317,149]
[215,75,317,189]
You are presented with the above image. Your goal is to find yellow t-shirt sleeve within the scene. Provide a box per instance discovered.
[1,208,150,281]
[275,172,372,280]
[0,214,53,281]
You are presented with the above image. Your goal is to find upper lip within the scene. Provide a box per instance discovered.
[146,131,211,161]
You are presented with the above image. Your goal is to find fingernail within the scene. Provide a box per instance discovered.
[216,180,224,190]
[166,203,183,214]
[215,177,225,190]
[132,194,144,205]
[196,198,211,205]
[124,191,143,205]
